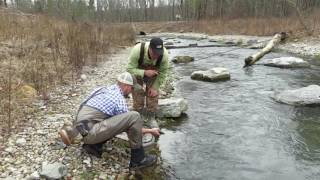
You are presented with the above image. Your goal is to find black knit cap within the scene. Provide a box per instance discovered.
[150,37,164,56]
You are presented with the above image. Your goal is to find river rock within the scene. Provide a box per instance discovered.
[16,138,27,146]
[177,34,207,40]
[273,85,320,106]
[27,171,40,180]
[263,57,310,68]
[80,74,87,81]
[172,56,194,63]
[157,98,188,118]
[5,147,15,153]
[191,68,230,82]
[39,162,67,179]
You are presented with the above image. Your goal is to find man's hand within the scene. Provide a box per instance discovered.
[144,70,158,77]
[149,128,161,137]
[142,128,161,137]
[148,88,158,97]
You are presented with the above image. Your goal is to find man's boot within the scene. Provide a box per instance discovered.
[146,111,159,129]
[59,125,79,146]
[129,147,157,170]
[82,143,104,158]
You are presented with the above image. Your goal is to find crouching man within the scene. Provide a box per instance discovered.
[58,72,160,170]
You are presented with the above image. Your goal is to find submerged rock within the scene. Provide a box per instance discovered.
[273,85,320,106]
[263,57,310,68]
[177,34,208,40]
[191,68,230,82]
[171,56,194,63]
[158,98,188,118]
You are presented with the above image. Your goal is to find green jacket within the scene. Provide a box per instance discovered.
[127,42,169,90]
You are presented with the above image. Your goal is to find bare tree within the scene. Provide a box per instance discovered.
[0,0,7,7]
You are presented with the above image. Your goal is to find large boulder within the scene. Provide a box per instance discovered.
[263,57,310,68]
[191,68,230,82]
[157,98,188,118]
[273,85,320,106]
[172,56,194,63]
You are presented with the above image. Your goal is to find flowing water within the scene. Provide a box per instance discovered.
[157,37,320,180]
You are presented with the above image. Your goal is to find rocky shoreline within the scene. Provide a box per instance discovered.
[0,48,144,179]
[1,32,319,179]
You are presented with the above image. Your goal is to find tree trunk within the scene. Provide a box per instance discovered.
[243,33,287,67]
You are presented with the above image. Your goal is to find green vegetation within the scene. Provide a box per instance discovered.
[79,170,99,180]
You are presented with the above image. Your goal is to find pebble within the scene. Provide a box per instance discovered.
[16,138,27,146]
[5,147,15,153]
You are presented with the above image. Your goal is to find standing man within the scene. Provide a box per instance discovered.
[59,72,160,170]
[127,37,169,126]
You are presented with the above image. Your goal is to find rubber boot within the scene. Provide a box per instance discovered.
[129,147,157,170]
[59,125,79,146]
[82,142,104,158]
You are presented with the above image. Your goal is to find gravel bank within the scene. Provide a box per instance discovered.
[0,48,139,179]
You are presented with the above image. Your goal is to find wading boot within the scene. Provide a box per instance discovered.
[58,125,79,146]
[129,147,157,170]
[82,143,104,158]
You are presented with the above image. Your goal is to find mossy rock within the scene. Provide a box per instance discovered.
[172,56,194,63]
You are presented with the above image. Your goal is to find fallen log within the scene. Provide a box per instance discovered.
[243,32,287,68]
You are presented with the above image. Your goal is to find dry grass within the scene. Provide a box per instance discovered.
[0,8,135,139]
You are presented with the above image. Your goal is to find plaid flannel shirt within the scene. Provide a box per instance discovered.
[85,84,128,116]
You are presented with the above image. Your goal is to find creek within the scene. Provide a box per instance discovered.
[157,36,320,180]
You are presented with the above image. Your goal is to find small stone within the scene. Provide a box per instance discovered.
[80,74,87,81]
[5,147,15,153]
[98,173,108,180]
[0,173,7,178]
[83,157,91,167]
[16,138,27,146]
[106,144,113,152]
[26,171,40,180]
